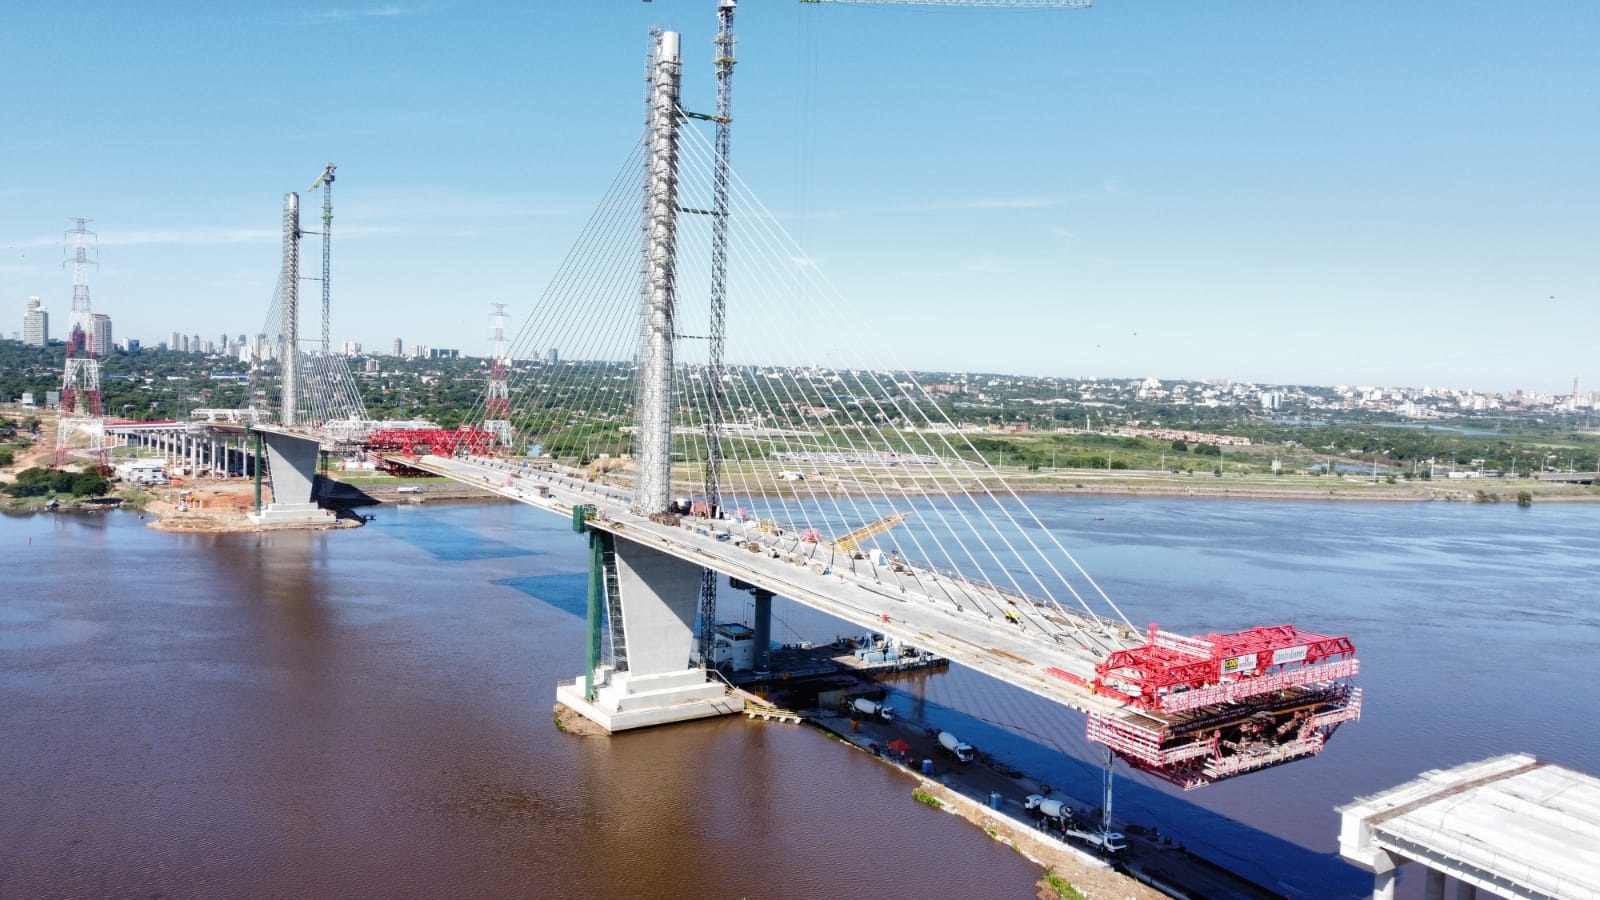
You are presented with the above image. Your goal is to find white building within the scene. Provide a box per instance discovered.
[22,297,48,346]
[90,313,112,356]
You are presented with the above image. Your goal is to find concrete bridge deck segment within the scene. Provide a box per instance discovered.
[1339,753,1600,900]
[396,453,1141,727]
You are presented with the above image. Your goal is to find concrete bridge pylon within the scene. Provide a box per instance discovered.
[555,28,738,732]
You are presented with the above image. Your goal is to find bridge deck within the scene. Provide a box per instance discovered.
[1339,753,1600,899]
[400,453,1144,724]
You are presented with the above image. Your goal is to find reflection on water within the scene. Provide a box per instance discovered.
[4,497,1597,898]
[0,503,1040,898]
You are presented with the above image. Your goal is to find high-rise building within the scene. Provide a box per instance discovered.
[340,340,362,356]
[22,297,48,346]
[392,337,403,357]
[90,313,112,356]
[548,347,559,364]
[170,330,182,352]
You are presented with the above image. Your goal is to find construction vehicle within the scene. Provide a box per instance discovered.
[937,731,974,763]
[1024,794,1070,824]
[1065,827,1127,855]
[851,698,894,721]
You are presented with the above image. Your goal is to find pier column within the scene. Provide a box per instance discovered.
[1372,869,1395,900]
[556,537,734,732]
[1455,881,1476,900]
[1423,869,1444,900]
[752,587,773,673]
[249,430,332,525]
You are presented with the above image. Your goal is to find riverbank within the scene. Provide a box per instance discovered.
[642,466,1600,507]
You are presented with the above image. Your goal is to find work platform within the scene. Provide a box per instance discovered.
[1338,753,1600,900]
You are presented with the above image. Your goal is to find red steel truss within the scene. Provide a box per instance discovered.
[1045,622,1362,788]
[366,427,494,459]
[1094,623,1357,713]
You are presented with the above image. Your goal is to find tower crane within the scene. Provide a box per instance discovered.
[307,164,336,355]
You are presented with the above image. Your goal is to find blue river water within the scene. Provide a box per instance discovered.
[723,493,1600,897]
[3,495,1596,898]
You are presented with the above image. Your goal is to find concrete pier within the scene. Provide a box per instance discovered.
[249,430,333,525]
[556,539,735,731]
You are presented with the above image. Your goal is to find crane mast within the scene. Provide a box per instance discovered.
[309,163,336,355]
[697,0,737,669]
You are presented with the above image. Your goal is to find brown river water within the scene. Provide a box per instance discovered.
[13,493,1599,899]
[0,504,1041,898]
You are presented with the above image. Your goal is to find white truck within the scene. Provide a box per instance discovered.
[1065,828,1128,855]
[851,698,894,721]
[937,731,974,763]
[1024,794,1071,824]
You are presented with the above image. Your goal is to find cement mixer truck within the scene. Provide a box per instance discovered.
[937,731,974,763]
[851,698,894,722]
[1024,794,1071,825]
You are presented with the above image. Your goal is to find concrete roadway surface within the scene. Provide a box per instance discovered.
[407,454,1144,723]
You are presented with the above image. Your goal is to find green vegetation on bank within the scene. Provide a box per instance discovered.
[2,466,111,499]
[1043,870,1087,900]
[5,338,1596,483]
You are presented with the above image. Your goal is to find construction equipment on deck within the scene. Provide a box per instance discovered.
[834,511,914,552]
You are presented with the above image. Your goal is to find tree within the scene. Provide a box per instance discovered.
[70,474,111,498]
[1170,439,1188,452]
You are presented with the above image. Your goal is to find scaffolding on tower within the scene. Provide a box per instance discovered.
[56,218,107,471]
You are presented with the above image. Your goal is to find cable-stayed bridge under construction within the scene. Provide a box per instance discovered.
[107,24,1360,800]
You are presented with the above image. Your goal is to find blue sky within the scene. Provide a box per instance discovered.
[3,1,1595,394]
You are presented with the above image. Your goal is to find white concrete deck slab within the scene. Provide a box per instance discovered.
[1339,753,1600,900]
[401,454,1141,723]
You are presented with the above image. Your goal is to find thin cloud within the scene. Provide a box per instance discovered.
[294,5,419,25]
[797,196,1057,220]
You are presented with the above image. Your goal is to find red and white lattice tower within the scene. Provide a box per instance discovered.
[484,303,512,451]
[56,218,107,470]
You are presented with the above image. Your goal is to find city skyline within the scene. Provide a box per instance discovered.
[9,293,1591,409]
[3,3,1595,394]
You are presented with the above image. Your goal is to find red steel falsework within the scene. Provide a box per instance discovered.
[1051,622,1362,788]
[366,427,494,459]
